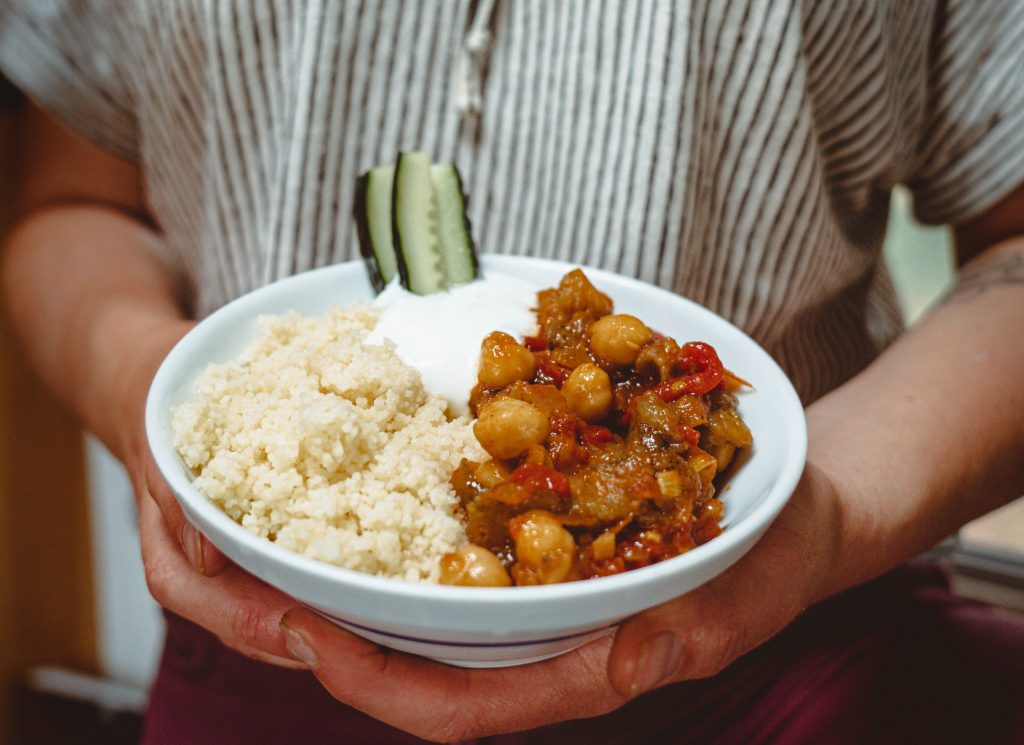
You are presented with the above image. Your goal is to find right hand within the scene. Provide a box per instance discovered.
[117,319,305,668]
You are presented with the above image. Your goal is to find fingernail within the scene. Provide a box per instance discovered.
[630,632,681,697]
[182,524,206,575]
[281,622,319,668]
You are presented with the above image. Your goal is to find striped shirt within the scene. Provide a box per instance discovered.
[2,0,1023,403]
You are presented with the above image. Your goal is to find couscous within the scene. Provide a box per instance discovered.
[171,302,486,583]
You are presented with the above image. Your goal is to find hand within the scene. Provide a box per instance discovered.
[116,319,305,668]
[278,463,842,742]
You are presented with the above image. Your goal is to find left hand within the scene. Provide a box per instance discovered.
[279,462,841,743]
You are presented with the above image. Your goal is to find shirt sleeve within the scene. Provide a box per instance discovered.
[906,0,1024,226]
[0,0,138,160]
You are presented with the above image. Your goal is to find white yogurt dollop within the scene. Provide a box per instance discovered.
[364,273,538,416]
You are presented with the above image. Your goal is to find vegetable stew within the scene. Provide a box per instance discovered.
[441,269,753,587]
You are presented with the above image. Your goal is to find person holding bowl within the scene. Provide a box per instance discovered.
[1,1,1023,742]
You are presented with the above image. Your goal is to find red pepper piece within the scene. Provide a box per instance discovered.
[655,342,725,400]
[535,357,569,385]
[552,412,578,437]
[581,556,626,579]
[510,463,571,498]
[582,424,614,445]
[678,426,700,447]
[523,336,548,352]
[619,397,636,425]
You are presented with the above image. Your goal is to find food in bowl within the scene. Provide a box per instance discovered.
[171,267,752,587]
[149,256,807,667]
[441,269,752,586]
[349,154,754,586]
[170,303,487,582]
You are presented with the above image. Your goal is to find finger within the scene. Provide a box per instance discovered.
[139,493,303,667]
[280,607,624,742]
[145,456,230,576]
[608,473,836,697]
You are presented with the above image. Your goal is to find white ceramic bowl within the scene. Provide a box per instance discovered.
[146,255,807,668]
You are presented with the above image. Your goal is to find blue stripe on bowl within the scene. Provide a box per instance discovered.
[318,612,613,649]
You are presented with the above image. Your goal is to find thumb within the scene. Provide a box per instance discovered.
[606,581,754,698]
[607,492,829,697]
[606,466,839,699]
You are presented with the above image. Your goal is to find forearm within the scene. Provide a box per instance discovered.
[2,204,190,461]
[809,237,1024,599]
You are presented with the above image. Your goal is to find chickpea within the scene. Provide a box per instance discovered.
[562,362,612,422]
[474,459,511,488]
[439,544,512,587]
[477,331,537,388]
[509,510,576,585]
[473,398,549,460]
[522,443,551,466]
[588,314,652,366]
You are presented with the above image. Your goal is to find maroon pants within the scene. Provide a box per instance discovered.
[142,564,1024,744]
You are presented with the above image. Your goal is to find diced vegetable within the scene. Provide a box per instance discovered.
[653,342,726,400]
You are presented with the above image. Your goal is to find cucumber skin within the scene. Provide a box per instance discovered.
[431,163,479,285]
[353,172,386,292]
[455,167,480,283]
[392,152,447,295]
[391,171,410,292]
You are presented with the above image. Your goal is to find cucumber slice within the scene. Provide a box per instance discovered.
[431,163,479,286]
[356,154,480,295]
[353,164,397,292]
[393,152,446,295]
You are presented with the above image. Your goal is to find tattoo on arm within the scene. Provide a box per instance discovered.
[942,253,1024,304]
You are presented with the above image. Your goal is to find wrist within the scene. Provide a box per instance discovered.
[779,458,847,611]
[797,397,917,604]
[801,460,862,607]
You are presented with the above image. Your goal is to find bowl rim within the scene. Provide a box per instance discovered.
[146,255,807,606]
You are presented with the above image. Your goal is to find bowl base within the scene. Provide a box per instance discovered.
[324,613,614,668]
[435,646,584,669]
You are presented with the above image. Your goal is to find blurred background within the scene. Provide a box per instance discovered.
[0,80,1021,745]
